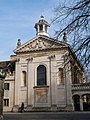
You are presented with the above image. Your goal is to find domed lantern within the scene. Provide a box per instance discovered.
[34,16,50,36]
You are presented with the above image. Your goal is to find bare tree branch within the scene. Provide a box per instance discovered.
[53,0,90,80]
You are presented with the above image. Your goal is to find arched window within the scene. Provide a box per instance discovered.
[37,65,47,86]
[21,71,26,87]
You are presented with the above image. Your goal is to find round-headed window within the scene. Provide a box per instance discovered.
[37,65,47,86]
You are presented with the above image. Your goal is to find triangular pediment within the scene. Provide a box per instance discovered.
[14,35,69,53]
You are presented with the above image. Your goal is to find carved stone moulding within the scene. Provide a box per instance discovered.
[34,86,49,104]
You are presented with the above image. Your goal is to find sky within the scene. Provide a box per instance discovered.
[0,0,59,61]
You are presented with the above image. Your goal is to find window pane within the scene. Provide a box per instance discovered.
[37,65,46,86]
[4,83,9,90]
[39,25,43,31]
[4,99,9,106]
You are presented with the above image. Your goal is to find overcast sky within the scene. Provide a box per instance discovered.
[0,0,60,61]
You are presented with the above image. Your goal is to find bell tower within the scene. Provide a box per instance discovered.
[34,16,50,36]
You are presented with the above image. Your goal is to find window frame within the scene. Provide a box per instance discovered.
[39,24,43,31]
[4,83,9,90]
[4,99,9,106]
[37,65,47,86]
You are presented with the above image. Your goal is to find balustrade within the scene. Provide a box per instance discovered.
[72,83,90,91]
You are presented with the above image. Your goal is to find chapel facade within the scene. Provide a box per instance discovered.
[0,16,90,112]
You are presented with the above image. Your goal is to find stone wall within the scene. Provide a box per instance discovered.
[0,79,4,120]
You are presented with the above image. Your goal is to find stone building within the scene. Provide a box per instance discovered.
[0,72,4,119]
[0,16,90,112]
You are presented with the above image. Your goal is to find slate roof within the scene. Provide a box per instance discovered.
[0,60,15,72]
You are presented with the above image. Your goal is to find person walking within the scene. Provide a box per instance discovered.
[21,102,24,112]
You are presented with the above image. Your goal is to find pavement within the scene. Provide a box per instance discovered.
[3,111,90,120]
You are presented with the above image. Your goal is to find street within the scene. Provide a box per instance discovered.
[3,112,90,120]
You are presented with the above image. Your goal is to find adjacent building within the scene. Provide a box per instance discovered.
[0,16,90,112]
[0,72,4,119]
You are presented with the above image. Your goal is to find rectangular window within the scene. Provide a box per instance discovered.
[4,83,9,90]
[4,99,9,106]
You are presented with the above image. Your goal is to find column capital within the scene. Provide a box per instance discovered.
[16,58,20,62]
[48,54,55,60]
[26,57,33,62]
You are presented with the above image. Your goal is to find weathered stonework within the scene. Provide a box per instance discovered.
[1,17,88,112]
[0,74,4,120]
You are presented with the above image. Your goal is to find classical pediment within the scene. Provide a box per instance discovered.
[14,35,68,53]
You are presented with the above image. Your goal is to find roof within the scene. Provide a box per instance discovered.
[13,35,83,70]
[34,16,50,28]
[0,60,15,69]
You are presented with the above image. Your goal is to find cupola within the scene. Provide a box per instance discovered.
[34,16,50,36]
